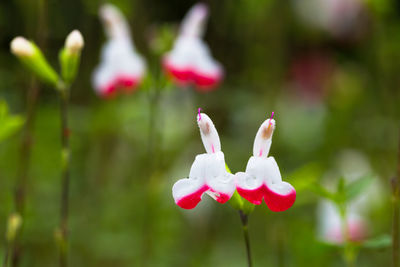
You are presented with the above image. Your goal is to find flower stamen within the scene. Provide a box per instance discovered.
[198,107,202,121]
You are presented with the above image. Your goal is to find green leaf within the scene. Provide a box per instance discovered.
[309,183,337,202]
[290,162,324,193]
[16,41,59,86]
[0,100,25,143]
[361,234,391,249]
[344,175,374,202]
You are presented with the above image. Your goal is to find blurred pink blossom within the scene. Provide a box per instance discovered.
[92,4,146,98]
[163,3,224,91]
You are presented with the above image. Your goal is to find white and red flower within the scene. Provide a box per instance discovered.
[92,4,146,98]
[318,200,367,244]
[172,111,235,209]
[317,150,382,244]
[235,114,296,212]
[163,3,223,91]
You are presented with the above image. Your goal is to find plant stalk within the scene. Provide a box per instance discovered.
[392,127,400,267]
[239,211,252,267]
[3,244,10,267]
[58,87,70,267]
[12,0,47,265]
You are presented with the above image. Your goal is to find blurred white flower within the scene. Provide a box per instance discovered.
[317,150,383,244]
[92,4,146,98]
[172,111,235,209]
[163,3,223,91]
[293,0,365,38]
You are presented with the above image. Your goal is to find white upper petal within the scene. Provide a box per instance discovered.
[197,113,221,154]
[253,118,275,157]
[245,156,282,185]
[190,152,225,179]
[191,152,235,199]
[180,3,208,38]
[99,4,131,40]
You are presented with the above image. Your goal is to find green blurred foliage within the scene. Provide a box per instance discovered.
[0,0,400,266]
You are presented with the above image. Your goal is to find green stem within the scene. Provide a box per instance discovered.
[12,1,47,266]
[393,192,399,267]
[339,205,356,267]
[147,88,161,168]
[239,211,252,267]
[392,127,400,267]
[58,86,70,267]
[3,244,10,267]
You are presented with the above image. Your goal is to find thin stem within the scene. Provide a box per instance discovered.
[393,193,399,267]
[239,211,252,267]
[12,1,47,265]
[392,126,400,267]
[339,205,356,267]
[3,244,10,267]
[141,86,162,266]
[58,88,70,267]
[147,88,161,168]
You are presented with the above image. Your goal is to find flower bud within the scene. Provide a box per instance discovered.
[10,36,59,86]
[10,37,34,57]
[65,30,84,54]
[60,30,84,85]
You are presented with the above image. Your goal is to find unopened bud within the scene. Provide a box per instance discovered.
[65,30,84,54]
[6,213,22,242]
[10,37,34,57]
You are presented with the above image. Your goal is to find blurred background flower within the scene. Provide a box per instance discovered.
[0,0,399,266]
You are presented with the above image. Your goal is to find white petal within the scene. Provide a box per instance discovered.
[253,118,275,157]
[245,156,282,185]
[180,3,208,38]
[92,63,115,94]
[235,171,264,191]
[190,152,225,178]
[197,113,221,154]
[92,39,146,93]
[99,4,132,40]
[206,172,235,197]
[172,176,205,201]
[317,200,366,243]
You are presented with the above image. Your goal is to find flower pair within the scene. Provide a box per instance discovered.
[172,111,296,212]
[93,3,223,98]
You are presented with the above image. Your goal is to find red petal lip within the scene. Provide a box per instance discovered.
[163,60,222,90]
[264,185,296,212]
[207,188,231,204]
[99,75,141,98]
[176,185,209,209]
[236,186,265,205]
[237,184,296,212]
[175,184,232,209]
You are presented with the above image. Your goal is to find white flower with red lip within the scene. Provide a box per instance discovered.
[172,111,235,209]
[318,200,367,244]
[235,113,296,212]
[163,3,223,91]
[92,4,146,98]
